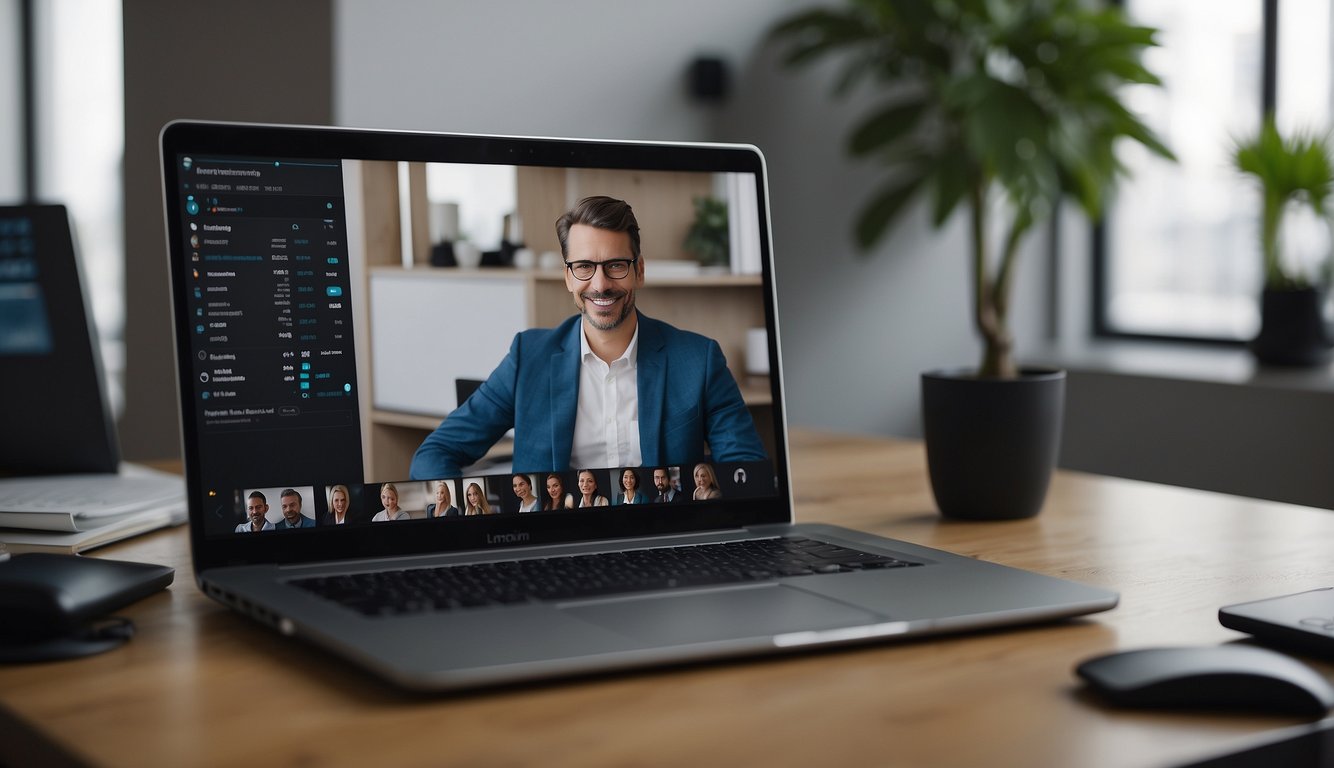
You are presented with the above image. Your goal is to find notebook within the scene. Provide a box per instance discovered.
[159,121,1117,691]
[0,204,185,553]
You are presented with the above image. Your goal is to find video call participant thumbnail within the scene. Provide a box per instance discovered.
[512,473,541,513]
[691,463,722,501]
[652,468,682,503]
[274,488,315,529]
[372,483,411,522]
[462,482,495,516]
[235,491,274,532]
[427,480,460,518]
[543,473,574,511]
[408,196,767,479]
[617,467,648,505]
[575,469,609,508]
[323,484,352,525]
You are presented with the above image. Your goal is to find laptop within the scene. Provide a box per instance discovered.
[0,204,184,548]
[159,120,1117,691]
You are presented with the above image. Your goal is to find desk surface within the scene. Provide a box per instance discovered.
[3,430,1332,768]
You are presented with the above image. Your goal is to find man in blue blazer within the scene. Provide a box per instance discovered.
[410,196,766,479]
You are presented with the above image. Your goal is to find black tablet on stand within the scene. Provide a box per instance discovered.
[0,204,120,475]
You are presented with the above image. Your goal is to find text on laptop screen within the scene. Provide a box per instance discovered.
[172,150,780,539]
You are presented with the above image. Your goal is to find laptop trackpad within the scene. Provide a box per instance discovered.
[561,584,881,645]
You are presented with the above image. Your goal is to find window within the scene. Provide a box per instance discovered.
[5,0,125,407]
[33,0,124,344]
[1099,0,1333,342]
[0,0,23,202]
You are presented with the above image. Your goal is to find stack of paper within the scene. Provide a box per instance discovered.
[0,464,187,554]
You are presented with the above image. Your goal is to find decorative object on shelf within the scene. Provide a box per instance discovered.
[513,248,536,270]
[486,212,524,268]
[428,202,459,268]
[453,240,482,269]
[683,196,729,270]
[745,327,770,376]
[771,0,1175,519]
[1233,117,1334,366]
[538,250,563,271]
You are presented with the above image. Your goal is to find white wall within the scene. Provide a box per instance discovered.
[334,0,1050,439]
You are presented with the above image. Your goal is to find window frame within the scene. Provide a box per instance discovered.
[1093,0,1281,345]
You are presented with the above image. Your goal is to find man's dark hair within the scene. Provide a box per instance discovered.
[280,488,301,502]
[248,491,267,503]
[555,196,641,260]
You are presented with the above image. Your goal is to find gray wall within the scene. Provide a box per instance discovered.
[121,1,333,460]
[334,0,1049,440]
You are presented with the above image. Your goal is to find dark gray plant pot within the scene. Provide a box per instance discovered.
[1250,287,1333,367]
[921,368,1066,521]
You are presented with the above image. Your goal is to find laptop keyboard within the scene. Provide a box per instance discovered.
[290,537,922,617]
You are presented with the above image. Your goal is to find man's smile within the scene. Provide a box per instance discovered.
[583,291,623,307]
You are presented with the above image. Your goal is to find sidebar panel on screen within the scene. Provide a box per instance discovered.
[178,155,362,496]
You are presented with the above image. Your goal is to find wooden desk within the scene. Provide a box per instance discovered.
[3,431,1332,768]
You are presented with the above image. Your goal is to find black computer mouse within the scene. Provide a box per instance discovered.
[0,554,174,662]
[1075,644,1334,717]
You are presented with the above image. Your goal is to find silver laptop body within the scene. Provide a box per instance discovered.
[160,121,1116,691]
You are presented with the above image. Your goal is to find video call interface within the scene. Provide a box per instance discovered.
[176,152,777,537]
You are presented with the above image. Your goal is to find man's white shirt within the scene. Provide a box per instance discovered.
[570,324,642,469]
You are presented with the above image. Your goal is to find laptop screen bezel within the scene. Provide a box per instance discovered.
[160,120,792,574]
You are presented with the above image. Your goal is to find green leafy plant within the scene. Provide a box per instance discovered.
[683,196,730,268]
[770,0,1175,378]
[1233,117,1334,290]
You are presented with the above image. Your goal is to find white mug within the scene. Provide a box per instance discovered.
[538,250,563,271]
[454,241,482,269]
[745,327,770,375]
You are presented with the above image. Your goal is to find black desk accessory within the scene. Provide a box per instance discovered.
[0,553,174,662]
[1221,587,1334,658]
[0,204,120,475]
[1176,718,1334,767]
[1075,644,1334,717]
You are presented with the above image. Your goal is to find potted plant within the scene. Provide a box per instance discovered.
[770,0,1175,519]
[1233,117,1334,366]
[684,196,731,270]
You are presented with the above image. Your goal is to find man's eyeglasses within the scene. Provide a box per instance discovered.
[564,257,638,281]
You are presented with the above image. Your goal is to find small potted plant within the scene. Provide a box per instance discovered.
[771,0,1175,519]
[683,196,730,270]
[1233,117,1334,366]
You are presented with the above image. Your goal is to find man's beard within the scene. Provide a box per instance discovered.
[579,289,635,330]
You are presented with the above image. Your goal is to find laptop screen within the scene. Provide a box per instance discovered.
[161,122,789,570]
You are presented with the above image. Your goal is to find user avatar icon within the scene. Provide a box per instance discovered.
[182,157,193,170]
